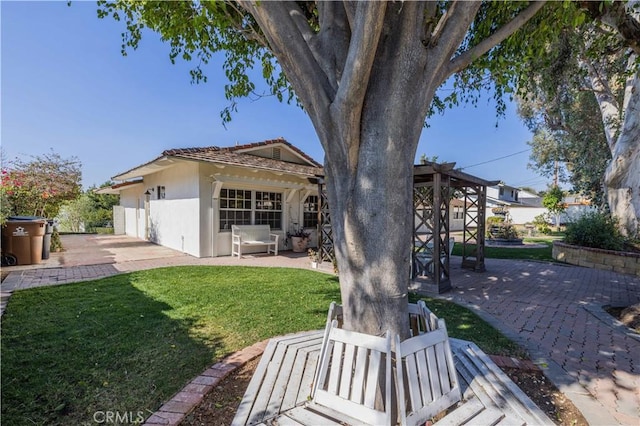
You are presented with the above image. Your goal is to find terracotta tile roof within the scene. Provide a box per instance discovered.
[163,138,322,177]
[113,138,323,180]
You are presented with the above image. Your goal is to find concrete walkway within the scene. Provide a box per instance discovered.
[2,234,639,425]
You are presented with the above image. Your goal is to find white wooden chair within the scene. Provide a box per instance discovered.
[408,300,440,335]
[311,321,393,425]
[311,301,343,398]
[395,318,462,426]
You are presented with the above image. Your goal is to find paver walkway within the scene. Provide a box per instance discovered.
[413,258,640,425]
[2,234,639,425]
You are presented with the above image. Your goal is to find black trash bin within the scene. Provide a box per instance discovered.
[42,220,54,260]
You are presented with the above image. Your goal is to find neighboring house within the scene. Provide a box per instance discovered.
[97,138,323,258]
[485,183,594,225]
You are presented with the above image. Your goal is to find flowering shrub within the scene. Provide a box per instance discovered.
[1,152,81,224]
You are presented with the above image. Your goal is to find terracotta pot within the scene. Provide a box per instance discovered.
[291,236,308,253]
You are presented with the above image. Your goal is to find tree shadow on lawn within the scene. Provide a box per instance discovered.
[307,276,342,317]
[0,274,220,426]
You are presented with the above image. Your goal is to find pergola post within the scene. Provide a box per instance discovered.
[317,179,334,263]
[460,185,487,272]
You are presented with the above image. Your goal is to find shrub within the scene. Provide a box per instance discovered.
[533,214,552,235]
[487,216,504,225]
[564,211,625,251]
[50,228,63,252]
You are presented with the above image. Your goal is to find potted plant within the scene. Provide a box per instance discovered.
[286,227,311,252]
[308,248,320,268]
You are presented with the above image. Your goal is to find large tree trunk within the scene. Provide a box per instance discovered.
[589,57,640,237]
[587,5,640,236]
[604,70,640,236]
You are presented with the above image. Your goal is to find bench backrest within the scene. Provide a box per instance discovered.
[396,319,462,426]
[313,321,393,425]
[232,225,272,241]
[408,300,440,336]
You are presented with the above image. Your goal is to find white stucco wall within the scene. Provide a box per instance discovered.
[118,189,145,239]
[144,162,201,257]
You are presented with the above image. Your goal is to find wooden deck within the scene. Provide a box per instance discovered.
[232,330,554,426]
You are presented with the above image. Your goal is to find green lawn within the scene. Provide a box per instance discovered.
[452,236,560,261]
[2,266,522,425]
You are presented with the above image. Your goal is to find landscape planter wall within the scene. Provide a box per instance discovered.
[553,241,640,277]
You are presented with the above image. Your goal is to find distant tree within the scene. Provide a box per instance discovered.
[0,149,12,225]
[542,185,566,230]
[1,151,81,219]
[520,90,611,207]
[58,183,119,232]
[86,183,119,228]
[57,194,92,233]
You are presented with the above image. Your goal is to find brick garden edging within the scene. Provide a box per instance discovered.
[553,241,640,277]
[143,339,269,426]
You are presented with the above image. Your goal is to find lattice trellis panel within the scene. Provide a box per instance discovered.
[318,183,334,263]
[412,173,452,293]
[461,185,487,272]
[413,185,435,276]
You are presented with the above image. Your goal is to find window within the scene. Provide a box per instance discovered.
[255,191,282,229]
[219,189,282,231]
[219,189,252,231]
[453,206,464,220]
[499,187,504,196]
[157,186,166,199]
[303,195,319,228]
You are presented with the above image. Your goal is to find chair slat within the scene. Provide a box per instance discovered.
[327,341,343,394]
[404,353,421,411]
[426,345,441,397]
[339,343,356,399]
[416,347,433,404]
[363,350,381,409]
[436,342,452,394]
[351,345,368,404]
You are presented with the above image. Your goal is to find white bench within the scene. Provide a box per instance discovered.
[231,225,279,258]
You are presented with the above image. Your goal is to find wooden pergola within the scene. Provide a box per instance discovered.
[315,162,497,294]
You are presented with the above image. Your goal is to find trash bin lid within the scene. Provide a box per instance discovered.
[8,216,46,221]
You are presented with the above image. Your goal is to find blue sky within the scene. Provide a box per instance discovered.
[2,1,549,191]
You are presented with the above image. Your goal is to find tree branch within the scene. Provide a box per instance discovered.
[428,0,458,48]
[237,1,333,126]
[584,58,620,151]
[314,1,350,92]
[424,1,480,84]
[334,2,387,113]
[332,1,387,169]
[447,1,547,77]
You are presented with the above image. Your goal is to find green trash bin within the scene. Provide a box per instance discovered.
[1,217,47,265]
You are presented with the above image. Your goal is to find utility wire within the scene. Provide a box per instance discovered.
[459,148,531,170]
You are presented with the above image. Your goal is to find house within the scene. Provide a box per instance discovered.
[485,183,594,225]
[97,138,323,258]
